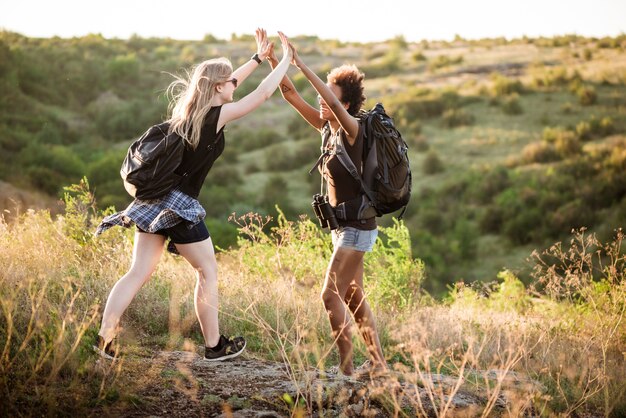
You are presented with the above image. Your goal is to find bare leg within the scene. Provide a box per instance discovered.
[321,247,365,376]
[344,261,386,370]
[174,237,220,348]
[99,231,165,343]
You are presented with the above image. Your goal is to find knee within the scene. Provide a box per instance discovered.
[321,288,340,311]
[125,267,154,285]
[195,259,217,281]
[344,286,364,310]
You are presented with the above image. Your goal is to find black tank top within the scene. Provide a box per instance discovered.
[175,106,225,199]
[322,123,376,230]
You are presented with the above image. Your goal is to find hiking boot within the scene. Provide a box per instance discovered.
[204,335,246,361]
[93,335,118,360]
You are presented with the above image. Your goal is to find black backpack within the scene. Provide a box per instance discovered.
[120,122,186,200]
[313,103,412,219]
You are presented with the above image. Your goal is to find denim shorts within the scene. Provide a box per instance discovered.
[331,226,378,252]
[137,221,210,245]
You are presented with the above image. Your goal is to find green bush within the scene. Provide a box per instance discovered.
[490,74,524,97]
[441,108,475,128]
[575,121,593,141]
[470,167,511,204]
[561,102,575,114]
[366,219,426,310]
[502,207,543,245]
[411,135,430,152]
[257,176,297,219]
[479,205,504,233]
[360,48,402,78]
[542,127,582,157]
[231,127,285,152]
[531,66,581,89]
[547,199,596,237]
[265,143,317,172]
[428,54,463,71]
[198,184,243,218]
[501,93,523,115]
[590,116,615,136]
[521,141,560,164]
[395,90,459,120]
[209,165,243,188]
[35,122,64,145]
[205,217,239,250]
[576,116,615,140]
[419,207,446,234]
[19,144,86,194]
[554,132,582,157]
[488,270,531,312]
[422,150,445,174]
[107,53,140,85]
[286,114,314,140]
[576,85,597,106]
[412,51,426,61]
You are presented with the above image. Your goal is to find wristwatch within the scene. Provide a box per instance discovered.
[251,53,262,64]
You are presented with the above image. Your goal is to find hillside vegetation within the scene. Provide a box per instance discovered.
[0,182,624,416]
[1,31,625,292]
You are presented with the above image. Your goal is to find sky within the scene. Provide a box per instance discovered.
[2,0,625,43]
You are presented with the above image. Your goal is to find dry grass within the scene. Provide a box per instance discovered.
[0,183,624,416]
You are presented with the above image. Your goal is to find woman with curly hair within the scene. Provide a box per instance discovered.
[268,44,387,378]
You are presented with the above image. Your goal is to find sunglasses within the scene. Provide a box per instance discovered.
[226,77,238,88]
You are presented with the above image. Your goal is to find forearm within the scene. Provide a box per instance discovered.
[231,56,263,85]
[297,60,358,137]
[268,57,298,100]
[254,56,291,100]
[297,62,341,110]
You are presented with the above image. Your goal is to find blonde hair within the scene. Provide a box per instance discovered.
[167,58,233,149]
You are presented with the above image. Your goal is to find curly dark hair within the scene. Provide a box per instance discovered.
[327,64,366,116]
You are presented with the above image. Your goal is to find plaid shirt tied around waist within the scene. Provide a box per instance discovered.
[95,189,206,236]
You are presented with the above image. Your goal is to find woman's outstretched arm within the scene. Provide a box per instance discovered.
[230,28,271,85]
[267,42,324,131]
[217,32,294,129]
[291,43,359,141]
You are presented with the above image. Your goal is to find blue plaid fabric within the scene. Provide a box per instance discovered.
[95,189,206,236]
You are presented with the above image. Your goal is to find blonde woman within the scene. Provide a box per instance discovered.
[95,30,293,361]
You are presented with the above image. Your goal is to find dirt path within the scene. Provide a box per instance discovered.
[94,351,504,417]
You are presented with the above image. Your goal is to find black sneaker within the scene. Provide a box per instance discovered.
[204,335,246,361]
[93,335,118,360]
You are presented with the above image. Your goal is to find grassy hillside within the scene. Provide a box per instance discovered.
[1,31,625,293]
[0,185,624,416]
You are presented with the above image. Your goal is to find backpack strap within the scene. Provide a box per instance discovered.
[335,193,378,221]
[309,123,379,220]
[361,114,379,193]
[308,123,332,175]
[334,132,377,209]
[172,123,223,192]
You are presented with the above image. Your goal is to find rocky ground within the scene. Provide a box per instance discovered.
[93,351,544,417]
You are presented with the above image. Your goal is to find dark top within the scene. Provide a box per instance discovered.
[322,122,376,230]
[175,106,225,199]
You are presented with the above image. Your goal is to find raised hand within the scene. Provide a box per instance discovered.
[265,42,276,63]
[255,28,272,60]
[277,31,293,61]
[285,39,302,68]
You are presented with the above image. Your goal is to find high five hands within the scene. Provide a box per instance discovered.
[265,31,297,66]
